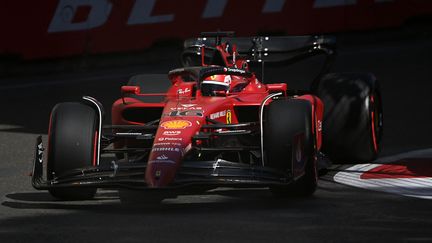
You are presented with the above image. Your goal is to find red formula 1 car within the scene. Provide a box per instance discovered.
[32,32,383,200]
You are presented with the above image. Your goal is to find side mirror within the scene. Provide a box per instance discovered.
[121,86,140,104]
[121,86,141,95]
[266,83,287,95]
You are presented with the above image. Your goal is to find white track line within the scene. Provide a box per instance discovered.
[333,149,432,200]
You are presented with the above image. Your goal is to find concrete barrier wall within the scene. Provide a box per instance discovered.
[2,0,432,59]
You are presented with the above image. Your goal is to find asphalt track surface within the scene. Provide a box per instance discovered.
[1,35,432,242]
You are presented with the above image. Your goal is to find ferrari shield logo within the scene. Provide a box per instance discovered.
[226,110,232,124]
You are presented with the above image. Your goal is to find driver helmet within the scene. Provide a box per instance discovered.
[201,75,231,96]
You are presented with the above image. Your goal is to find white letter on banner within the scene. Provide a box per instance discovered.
[202,0,228,18]
[128,0,174,25]
[314,0,356,8]
[262,0,286,13]
[48,0,112,33]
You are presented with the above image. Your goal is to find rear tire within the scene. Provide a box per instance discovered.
[314,73,383,163]
[47,102,98,200]
[264,99,318,197]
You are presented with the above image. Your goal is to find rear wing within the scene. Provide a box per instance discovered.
[182,33,336,87]
[183,34,336,64]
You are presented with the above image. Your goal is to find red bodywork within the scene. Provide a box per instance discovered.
[111,41,323,188]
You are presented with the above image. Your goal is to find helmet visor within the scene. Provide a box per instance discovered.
[201,81,230,96]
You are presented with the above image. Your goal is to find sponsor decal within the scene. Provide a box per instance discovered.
[164,110,203,117]
[210,110,226,120]
[158,137,182,141]
[181,104,196,108]
[224,67,246,74]
[153,142,171,146]
[149,160,176,164]
[154,142,181,147]
[226,109,232,124]
[170,106,203,111]
[224,75,232,84]
[156,154,169,160]
[160,120,192,129]
[177,88,191,95]
[163,130,181,136]
[152,147,181,152]
[210,75,217,80]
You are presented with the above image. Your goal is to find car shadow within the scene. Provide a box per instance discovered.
[2,188,311,213]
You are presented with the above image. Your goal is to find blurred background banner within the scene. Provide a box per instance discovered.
[1,0,432,59]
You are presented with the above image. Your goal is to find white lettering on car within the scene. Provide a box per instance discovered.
[154,142,182,146]
[181,104,196,108]
[170,106,203,111]
[158,137,182,142]
[156,154,169,160]
[152,147,181,152]
[210,110,227,120]
[163,131,181,136]
[165,110,203,117]
[177,88,191,95]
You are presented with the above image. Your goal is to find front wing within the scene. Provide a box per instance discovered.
[32,136,294,191]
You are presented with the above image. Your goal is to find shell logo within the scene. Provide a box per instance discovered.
[160,120,192,129]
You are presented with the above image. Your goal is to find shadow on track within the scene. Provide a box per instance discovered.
[2,185,432,243]
[2,189,302,211]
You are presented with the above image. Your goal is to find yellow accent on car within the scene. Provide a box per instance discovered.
[160,120,192,129]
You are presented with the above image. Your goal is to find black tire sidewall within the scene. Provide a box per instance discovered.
[316,72,382,163]
[47,102,98,200]
[265,99,318,196]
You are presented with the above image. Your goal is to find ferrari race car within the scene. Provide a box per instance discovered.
[32,31,383,200]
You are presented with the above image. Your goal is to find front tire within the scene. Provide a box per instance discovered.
[47,102,98,200]
[264,99,318,197]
